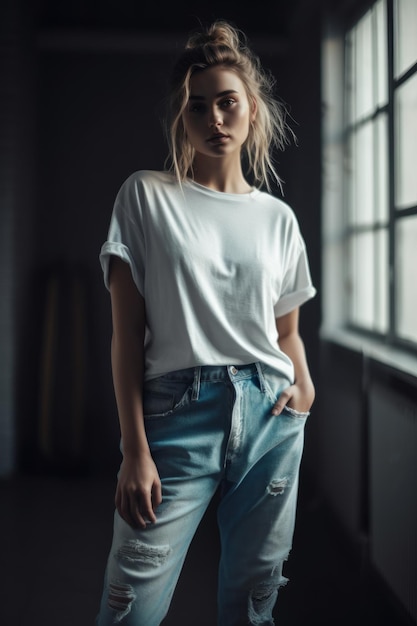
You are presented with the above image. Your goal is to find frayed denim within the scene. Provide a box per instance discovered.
[96,363,309,626]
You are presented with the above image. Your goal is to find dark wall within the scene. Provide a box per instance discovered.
[275,10,323,476]
[20,48,174,475]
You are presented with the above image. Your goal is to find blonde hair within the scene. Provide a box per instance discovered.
[164,20,293,191]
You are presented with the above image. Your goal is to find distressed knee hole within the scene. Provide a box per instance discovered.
[252,585,276,603]
[267,477,288,496]
[248,574,288,624]
[108,581,135,622]
[116,539,171,566]
[248,582,278,624]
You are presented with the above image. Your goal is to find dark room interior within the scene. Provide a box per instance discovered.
[1,0,416,624]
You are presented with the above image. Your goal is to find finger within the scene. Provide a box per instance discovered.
[140,491,157,525]
[118,489,137,528]
[271,389,293,415]
[152,482,163,510]
[121,487,156,528]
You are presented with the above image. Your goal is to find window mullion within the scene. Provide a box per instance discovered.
[387,0,396,343]
[372,8,378,330]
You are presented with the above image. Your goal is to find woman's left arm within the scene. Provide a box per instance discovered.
[272,307,315,415]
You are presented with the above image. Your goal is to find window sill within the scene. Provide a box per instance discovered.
[319,326,417,381]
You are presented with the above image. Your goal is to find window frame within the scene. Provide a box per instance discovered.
[339,0,417,354]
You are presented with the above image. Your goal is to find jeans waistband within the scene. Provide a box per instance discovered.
[156,363,269,401]
[159,363,260,383]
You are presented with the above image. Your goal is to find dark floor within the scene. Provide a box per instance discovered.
[0,472,414,626]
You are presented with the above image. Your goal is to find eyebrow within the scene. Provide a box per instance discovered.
[188,90,239,101]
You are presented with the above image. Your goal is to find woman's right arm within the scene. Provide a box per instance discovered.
[108,256,162,528]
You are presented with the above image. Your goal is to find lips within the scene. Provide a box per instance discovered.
[207,133,229,143]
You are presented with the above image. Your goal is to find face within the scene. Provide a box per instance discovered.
[182,65,256,161]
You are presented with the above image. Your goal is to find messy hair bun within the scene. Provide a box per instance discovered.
[165,20,292,192]
[185,19,244,52]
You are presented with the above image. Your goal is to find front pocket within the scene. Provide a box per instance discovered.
[143,379,192,419]
[282,405,310,419]
[143,390,177,416]
[260,364,292,405]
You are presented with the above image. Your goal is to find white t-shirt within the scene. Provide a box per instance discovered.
[100,170,316,381]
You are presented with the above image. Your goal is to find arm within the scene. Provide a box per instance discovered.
[271,307,315,415]
[109,256,162,528]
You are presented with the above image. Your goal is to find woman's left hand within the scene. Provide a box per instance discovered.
[271,380,315,416]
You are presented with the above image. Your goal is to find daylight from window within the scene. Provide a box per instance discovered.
[343,0,417,346]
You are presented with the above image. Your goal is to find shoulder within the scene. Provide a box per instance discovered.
[114,170,178,211]
[255,190,300,226]
[255,190,307,257]
[118,169,176,194]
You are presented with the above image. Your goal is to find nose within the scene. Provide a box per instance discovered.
[209,107,222,128]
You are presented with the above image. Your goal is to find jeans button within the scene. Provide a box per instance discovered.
[230,366,238,375]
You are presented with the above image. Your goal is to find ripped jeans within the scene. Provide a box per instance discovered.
[95,362,309,626]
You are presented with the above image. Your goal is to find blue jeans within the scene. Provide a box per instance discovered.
[96,363,309,626]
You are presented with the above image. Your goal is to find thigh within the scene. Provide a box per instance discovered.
[216,376,308,625]
[142,372,231,484]
[218,410,306,580]
[98,372,231,626]
[98,491,211,626]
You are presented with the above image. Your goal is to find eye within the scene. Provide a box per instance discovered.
[221,98,237,108]
[188,102,205,113]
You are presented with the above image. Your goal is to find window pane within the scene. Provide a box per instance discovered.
[354,122,374,225]
[347,116,388,226]
[355,10,374,120]
[396,216,417,342]
[347,2,387,121]
[394,0,417,77]
[375,113,389,222]
[349,232,374,328]
[375,0,388,107]
[375,228,389,332]
[349,230,388,332]
[346,133,356,224]
[395,73,417,209]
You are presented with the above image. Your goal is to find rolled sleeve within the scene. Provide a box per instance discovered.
[274,237,316,318]
[99,181,146,296]
[99,241,144,295]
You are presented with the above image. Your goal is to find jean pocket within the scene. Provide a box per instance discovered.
[143,378,192,419]
[259,363,292,404]
[282,405,310,419]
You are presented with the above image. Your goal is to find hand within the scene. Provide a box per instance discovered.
[271,381,315,416]
[115,452,162,529]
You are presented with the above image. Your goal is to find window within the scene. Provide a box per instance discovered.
[322,0,417,351]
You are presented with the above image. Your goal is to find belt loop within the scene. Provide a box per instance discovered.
[255,362,266,393]
[192,366,201,401]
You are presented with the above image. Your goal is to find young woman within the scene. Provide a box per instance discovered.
[96,19,316,626]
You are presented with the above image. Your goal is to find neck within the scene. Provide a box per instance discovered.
[190,156,252,195]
